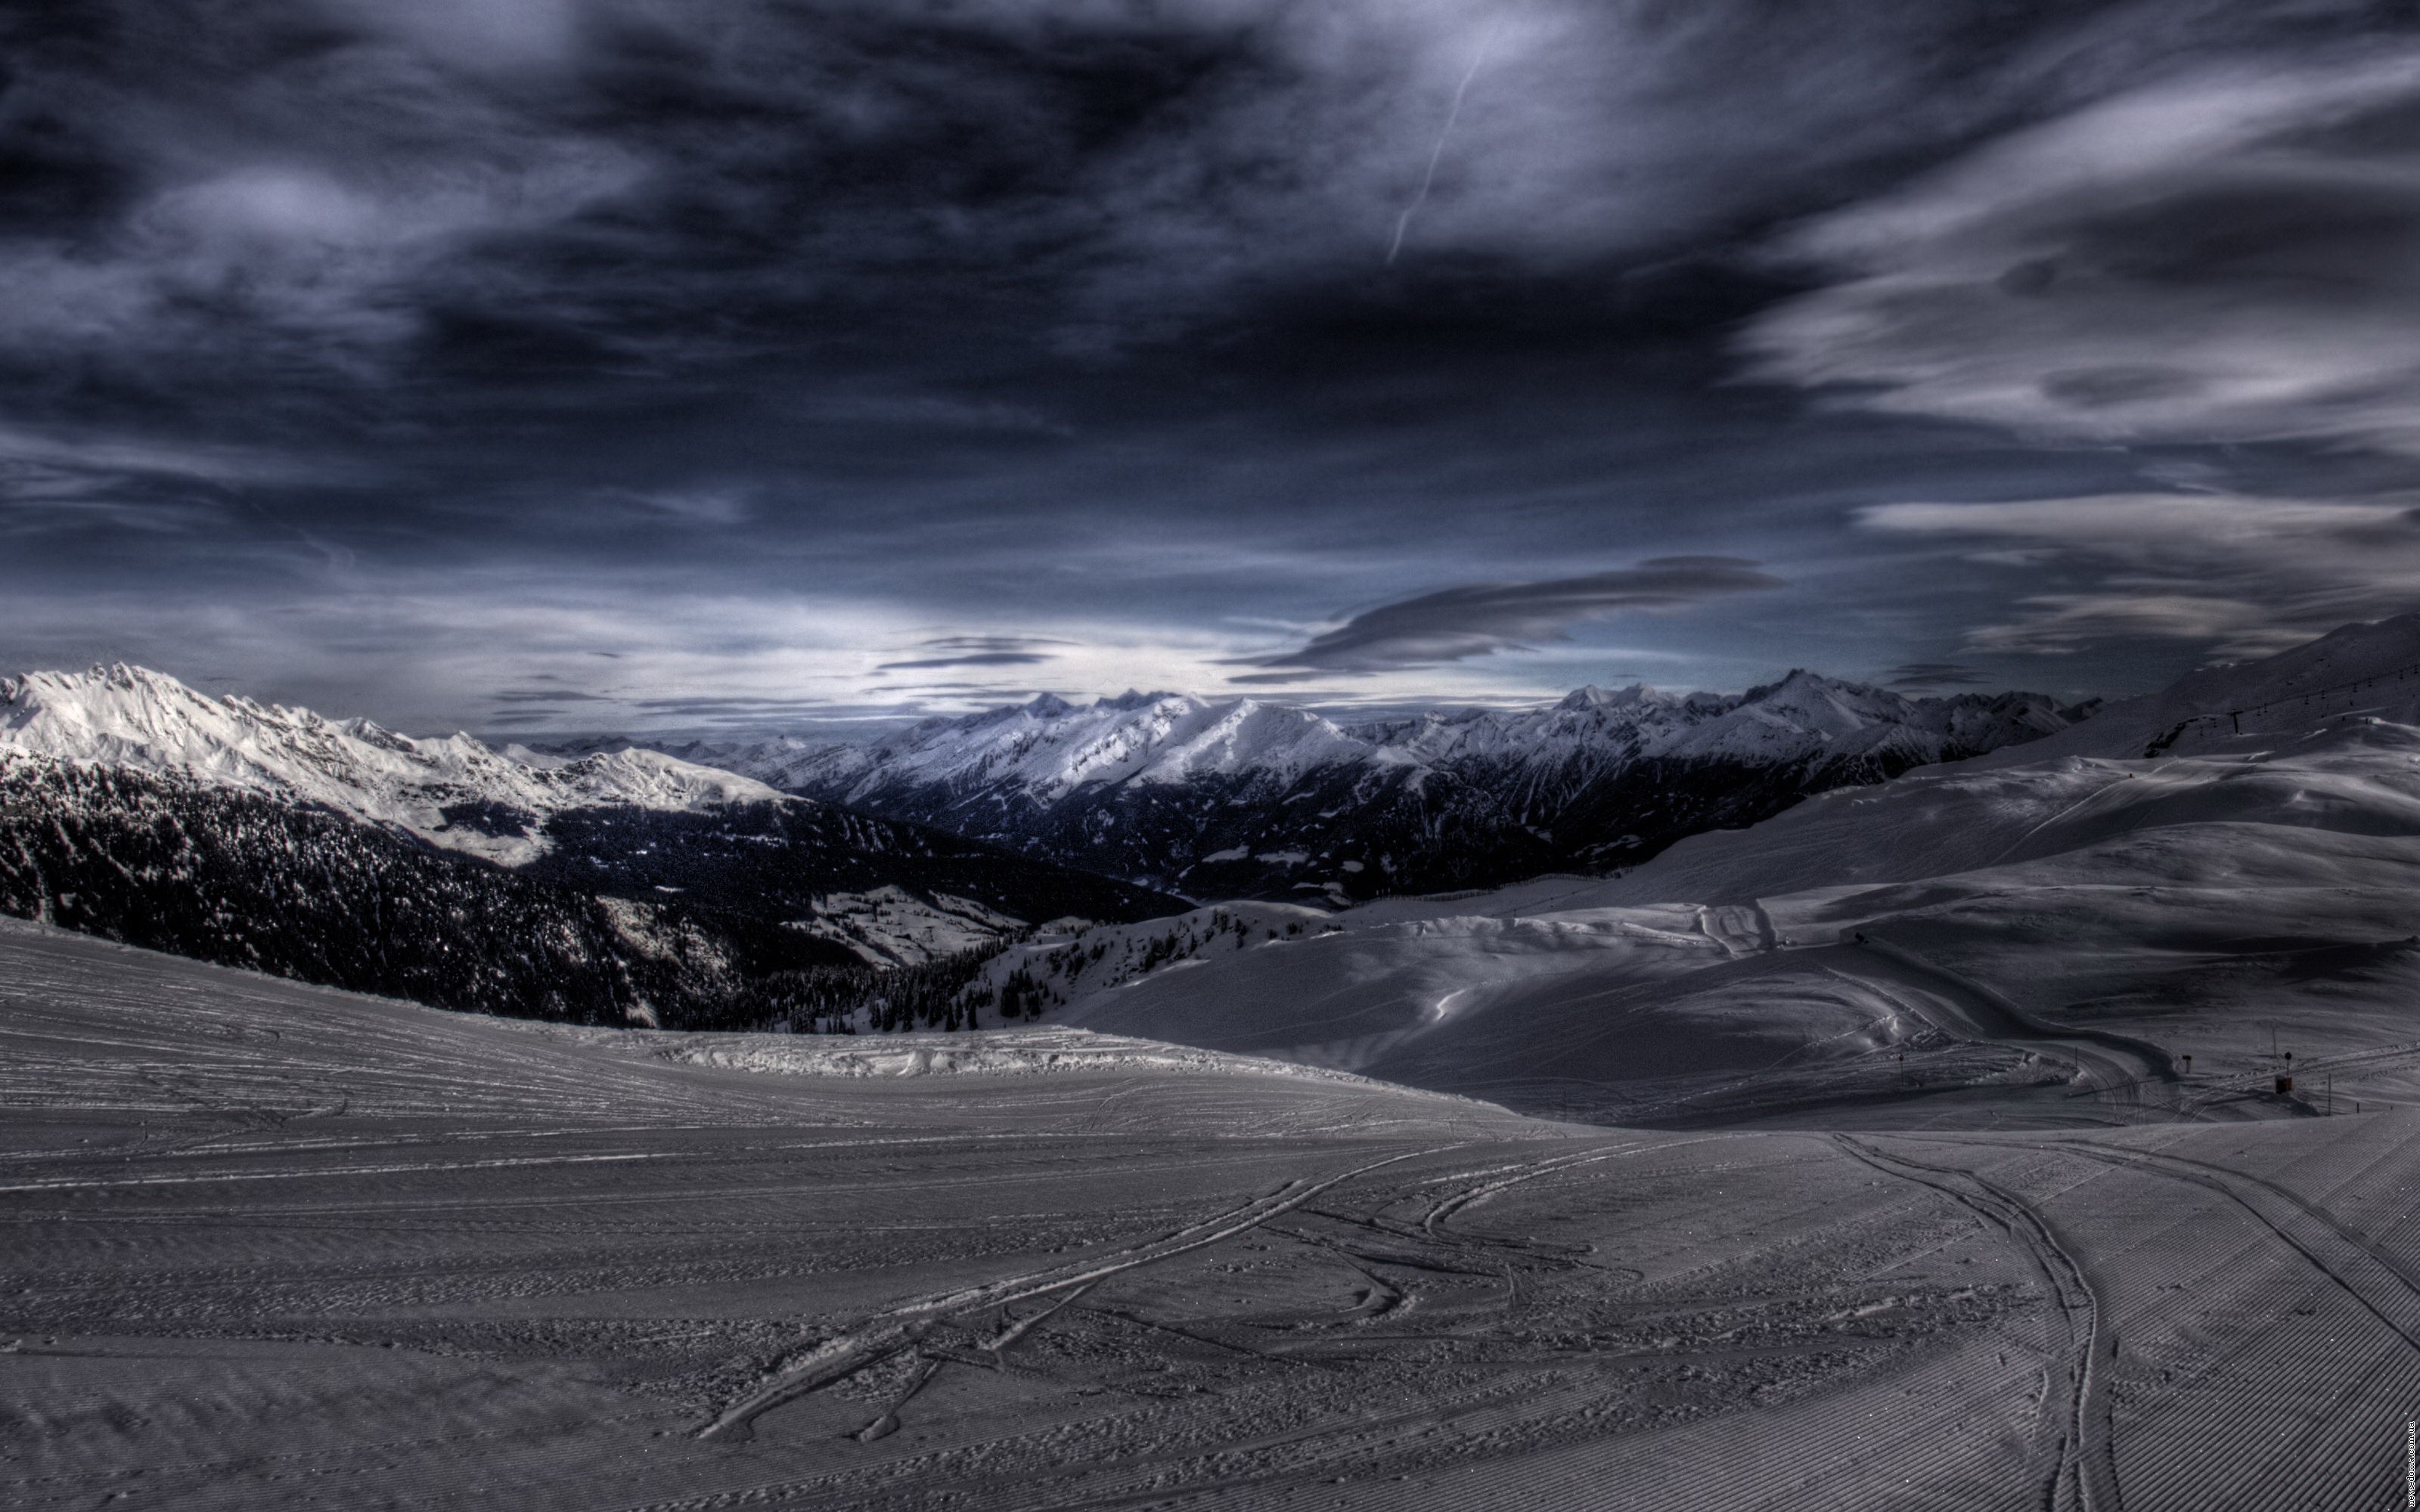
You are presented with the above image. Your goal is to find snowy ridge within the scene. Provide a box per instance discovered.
[745,691,1375,802]
[746,675,2081,806]
[674,672,2090,900]
[0,665,781,865]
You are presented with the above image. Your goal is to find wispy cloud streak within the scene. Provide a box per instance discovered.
[1234,559,1783,680]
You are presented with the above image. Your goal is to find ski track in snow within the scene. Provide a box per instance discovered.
[693,1142,1463,1443]
[1835,1134,2116,1511]
[10,922,2420,1507]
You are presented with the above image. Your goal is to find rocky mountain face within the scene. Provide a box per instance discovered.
[0,668,1187,1030]
[681,674,2095,902]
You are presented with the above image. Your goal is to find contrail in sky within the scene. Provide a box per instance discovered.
[1386,17,1503,266]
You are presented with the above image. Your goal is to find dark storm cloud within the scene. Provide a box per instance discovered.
[1746,44,2420,456]
[6,0,2418,724]
[1234,559,1785,678]
[9,0,2376,420]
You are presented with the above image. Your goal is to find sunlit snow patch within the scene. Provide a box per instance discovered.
[786,885,1028,968]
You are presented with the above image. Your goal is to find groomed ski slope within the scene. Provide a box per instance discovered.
[7,920,2420,1508]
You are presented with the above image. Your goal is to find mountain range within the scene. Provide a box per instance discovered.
[0,661,2102,1036]
[0,666,1183,1028]
[665,673,2095,902]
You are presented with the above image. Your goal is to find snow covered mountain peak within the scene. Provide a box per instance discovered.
[1554,683,1683,712]
[1696,670,1924,747]
[671,671,2094,900]
[1738,667,1864,705]
[0,664,781,864]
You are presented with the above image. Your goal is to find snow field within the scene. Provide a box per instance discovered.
[8,923,2420,1506]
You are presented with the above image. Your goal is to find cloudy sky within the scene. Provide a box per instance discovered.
[7,0,2420,734]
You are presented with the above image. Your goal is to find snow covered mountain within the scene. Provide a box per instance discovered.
[956,612,2420,1128]
[0,665,780,866]
[0,665,1187,1027]
[676,674,2091,902]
